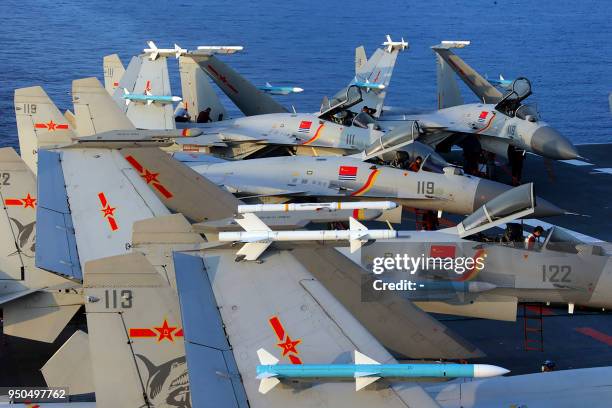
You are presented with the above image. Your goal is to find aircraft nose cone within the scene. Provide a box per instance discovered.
[530,126,579,160]
[533,196,565,218]
[473,179,511,211]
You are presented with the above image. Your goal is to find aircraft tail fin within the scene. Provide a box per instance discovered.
[431,43,503,104]
[83,251,188,407]
[335,39,404,117]
[178,56,227,122]
[190,54,288,116]
[72,77,135,136]
[111,56,176,129]
[14,86,77,173]
[103,54,125,94]
[355,45,367,72]
[433,43,465,109]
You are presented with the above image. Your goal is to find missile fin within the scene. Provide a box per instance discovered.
[349,239,363,253]
[236,213,272,232]
[355,376,380,391]
[259,377,281,394]
[237,242,271,261]
[147,99,153,106]
[349,217,367,231]
[257,348,279,365]
[355,350,380,365]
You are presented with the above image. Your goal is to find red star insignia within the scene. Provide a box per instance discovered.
[154,319,177,342]
[101,204,116,218]
[142,169,160,184]
[278,336,301,356]
[22,193,36,208]
[46,120,57,130]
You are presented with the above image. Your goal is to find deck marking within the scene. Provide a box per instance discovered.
[560,159,593,166]
[591,168,612,175]
[575,327,612,346]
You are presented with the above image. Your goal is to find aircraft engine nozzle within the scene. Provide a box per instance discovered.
[530,126,579,160]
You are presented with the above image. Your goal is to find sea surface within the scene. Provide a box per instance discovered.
[0,0,611,150]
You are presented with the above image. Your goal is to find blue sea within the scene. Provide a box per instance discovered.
[1,0,611,150]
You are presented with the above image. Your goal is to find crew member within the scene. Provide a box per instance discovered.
[525,226,544,250]
[409,156,423,172]
[196,107,213,123]
[174,106,191,122]
[509,145,525,186]
[422,210,439,231]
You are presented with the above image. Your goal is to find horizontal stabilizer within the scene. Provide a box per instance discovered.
[42,330,94,395]
[3,291,82,343]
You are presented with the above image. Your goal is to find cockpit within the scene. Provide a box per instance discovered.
[494,77,539,121]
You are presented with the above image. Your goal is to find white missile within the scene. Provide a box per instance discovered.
[219,214,397,261]
[195,45,244,55]
[237,201,398,214]
[440,40,471,49]
[382,35,409,53]
[144,41,187,60]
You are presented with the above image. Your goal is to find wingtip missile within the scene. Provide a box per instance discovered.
[382,35,409,52]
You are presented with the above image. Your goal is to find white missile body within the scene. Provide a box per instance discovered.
[382,34,409,52]
[196,45,244,55]
[219,214,397,261]
[237,201,397,213]
[144,41,244,60]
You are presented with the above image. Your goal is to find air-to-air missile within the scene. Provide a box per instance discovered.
[143,41,243,60]
[237,200,398,213]
[219,215,398,260]
[121,88,183,106]
[353,80,386,91]
[258,82,304,95]
[256,349,509,394]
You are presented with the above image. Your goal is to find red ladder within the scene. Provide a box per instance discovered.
[522,303,544,351]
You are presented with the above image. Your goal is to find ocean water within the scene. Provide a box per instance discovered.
[0,0,611,150]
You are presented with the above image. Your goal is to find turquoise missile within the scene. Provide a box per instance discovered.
[258,82,304,95]
[256,348,508,393]
[122,88,182,106]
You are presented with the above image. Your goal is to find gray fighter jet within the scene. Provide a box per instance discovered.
[178,152,563,217]
[376,41,578,163]
[354,183,612,321]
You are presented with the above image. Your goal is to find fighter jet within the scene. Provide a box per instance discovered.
[179,152,564,217]
[377,41,579,164]
[353,183,612,321]
[258,82,304,95]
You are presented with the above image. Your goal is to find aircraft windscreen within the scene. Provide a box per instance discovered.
[421,153,448,174]
[515,104,539,121]
[460,183,534,232]
[545,227,584,254]
[319,85,364,120]
[352,112,376,129]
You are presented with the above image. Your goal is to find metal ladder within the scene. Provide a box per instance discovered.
[522,302,544,351]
